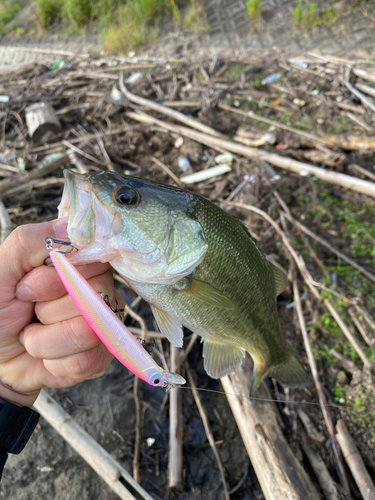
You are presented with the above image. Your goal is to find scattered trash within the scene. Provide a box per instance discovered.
[293,98,306,107]
[25,102,61,143]
[269,174,281,182]
[125,72,142,84]
[0,150,17,163]
[293,60,308,69]
[147,437,156,447]
[261,73,280,85]
[180,164,231,184]
[214,152,234,165]
[51,59,64,70]
[174,137,184,149]
[286,292,307,309]
[177,156,193,174]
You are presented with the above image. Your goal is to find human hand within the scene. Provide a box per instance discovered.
[0,219,116,408]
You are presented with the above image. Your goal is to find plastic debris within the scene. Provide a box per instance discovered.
[174,137,184,149]
[147,438,155,447]
[293,60,308,68]
[0,96,10,103]
[293,98,306,107]
[180,164,231,184]
[261,73,280,85]
[177,156,193,174]
[0,150,17,163]
[51,59,64,70]
[125,72,142,84]
[214,152,234,165]
[25,102,61,142]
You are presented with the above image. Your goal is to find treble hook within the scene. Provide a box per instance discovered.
[44,236,78,254]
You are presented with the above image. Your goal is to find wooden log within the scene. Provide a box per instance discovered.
[336,419,375,500]
[33,390,155,500]
[221,357,320,500]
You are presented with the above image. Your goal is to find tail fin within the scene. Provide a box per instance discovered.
[250,350,309,397]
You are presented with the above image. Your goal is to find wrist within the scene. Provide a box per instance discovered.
[0,383,40,408]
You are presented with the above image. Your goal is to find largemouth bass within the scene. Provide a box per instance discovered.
[58,169,309,395]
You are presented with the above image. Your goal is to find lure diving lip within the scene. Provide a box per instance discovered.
[46,238,185,391]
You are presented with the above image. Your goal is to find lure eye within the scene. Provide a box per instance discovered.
[153,378,160,386]
[114,186,139,206]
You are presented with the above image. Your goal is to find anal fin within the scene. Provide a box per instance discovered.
[202,339,245,378]
[151,305,184,348]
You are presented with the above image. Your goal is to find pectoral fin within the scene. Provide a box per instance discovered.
[202,339,245,378]
[173,277,235,310]
[151,305,184,348]
[268,261,288,296]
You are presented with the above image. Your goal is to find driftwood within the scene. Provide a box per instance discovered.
[300,430,339,500]
[119,74,221,137]
[293,282,350,494]
[186,365,230,500]
[33,390,155,500]
[221,357,320,500]
[336,419,375,500]
[318,134,375,151]
[126,110,375,199]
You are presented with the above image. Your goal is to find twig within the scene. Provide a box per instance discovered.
[336,419,375,500]
[299,429,340,500]
[151,157,183,186]
[185,364,230,500]
[0,198,12,243]
[330,349,361,375]
[126,110,375,198]
[62,140,103,166]
[168,345,183,490]
[350,163,375,182]
[132,377,142,483]
[348,308,374,347]
[346,112,374,133]
[33,390,155,500]
[297,407,325,443]
[180,332,198,364]
[339,76,375,113]
[293,281,350,495]
[283,213,375,285]
[218,103,332,147]
[324,299,374,372]
[119,74,221,137]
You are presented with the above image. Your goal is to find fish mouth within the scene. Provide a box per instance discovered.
[58,170,96,247]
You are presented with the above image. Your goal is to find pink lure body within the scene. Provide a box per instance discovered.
[50,250,185,389]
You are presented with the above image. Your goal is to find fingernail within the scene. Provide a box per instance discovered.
[53,218,69,239]
[16,284,37,302]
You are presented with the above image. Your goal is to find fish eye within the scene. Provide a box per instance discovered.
[114,186,139,206]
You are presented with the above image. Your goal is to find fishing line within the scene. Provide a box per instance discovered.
[177,385,368,413]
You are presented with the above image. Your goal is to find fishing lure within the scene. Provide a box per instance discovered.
[45,237,186,391]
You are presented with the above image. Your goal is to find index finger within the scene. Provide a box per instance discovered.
[0,218,68,296]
